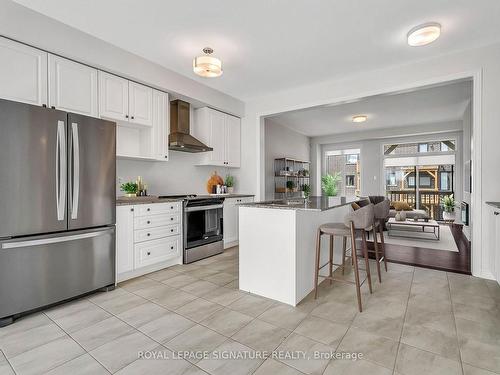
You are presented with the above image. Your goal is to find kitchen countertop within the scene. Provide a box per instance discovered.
[116,194,254,206]
[238,196,358,211]
[486,202,500,209]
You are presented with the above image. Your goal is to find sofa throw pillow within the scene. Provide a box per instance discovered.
[392,201,412,211]
[351,202,361,210]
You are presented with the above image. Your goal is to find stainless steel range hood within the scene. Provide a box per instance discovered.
[169,99,212,153]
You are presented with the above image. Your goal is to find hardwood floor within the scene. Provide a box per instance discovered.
[366,224,471,274]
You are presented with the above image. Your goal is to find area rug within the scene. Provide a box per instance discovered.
[375,225,459,252]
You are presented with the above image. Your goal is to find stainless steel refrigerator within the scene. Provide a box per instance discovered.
[0,99,116,326]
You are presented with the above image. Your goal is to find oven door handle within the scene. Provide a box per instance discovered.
[184,204,224,212]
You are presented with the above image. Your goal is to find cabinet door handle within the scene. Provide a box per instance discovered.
[170,206,173,209]
[147,208,151,211]
[147,233,151,236]
[147,251,151,256]
[147,220,151,224]
[170,246,174,250]
[130,208,134,212]
[170,229,174,232]
[131,116,135,120]
[170,218,173,221]
[495,212,499,216]
[125,114,129,119]
[164,155,168,159]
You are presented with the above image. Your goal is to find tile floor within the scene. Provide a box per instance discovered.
[1,246,500,375]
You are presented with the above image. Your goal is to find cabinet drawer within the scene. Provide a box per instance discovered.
[134,236,180,268]
[234,197,254,204]
[135,202,181,217]
[134,213,180,229]
[134,224,181,243]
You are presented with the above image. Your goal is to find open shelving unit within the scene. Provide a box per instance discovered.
[274,157,310,199]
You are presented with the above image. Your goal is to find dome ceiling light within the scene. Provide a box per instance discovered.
[352,115,367,123]
[193,47,223,78]
[407,22,441,47]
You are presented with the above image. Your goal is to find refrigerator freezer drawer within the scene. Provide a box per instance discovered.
[0,227,115,319]
[134,236,181,268]
[134,214,180,229]
[134,224,181,243]
[134,202,181,217]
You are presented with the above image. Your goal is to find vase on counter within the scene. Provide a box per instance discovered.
[400,210,407,220]
[395,210,402,221]
[328,196,341,206]
[227,187,234,194]
[443,210,456,222]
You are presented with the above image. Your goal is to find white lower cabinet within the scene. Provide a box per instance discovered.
[116,202,183,282]
[223,196,254,248]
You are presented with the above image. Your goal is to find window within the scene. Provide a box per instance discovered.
[387,173,397,186]
[440,171,452,190]
[346,154,358,164]
[418,143,428,153]
[346,175,355,187]
[408,176,415,187]
[419,175,432,188]
[441,142,449,152]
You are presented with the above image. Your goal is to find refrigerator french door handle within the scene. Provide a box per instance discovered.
[56,121,66,221]
[1,230,109,249]
[70,122,80,220]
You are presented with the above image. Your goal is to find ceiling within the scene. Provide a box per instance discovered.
[267,80,472,137]
[12,0,500,100]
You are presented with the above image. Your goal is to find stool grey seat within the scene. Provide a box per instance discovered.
[314,204,374,312]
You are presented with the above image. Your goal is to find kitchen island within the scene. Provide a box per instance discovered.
[238,196,357,306]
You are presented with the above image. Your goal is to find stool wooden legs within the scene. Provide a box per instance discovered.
[361,230,373,294]
[378,221,388,272]
[329,235,334,285]
[314,228,321,299]
[373,226,382,283]
[341,236,347,275]
[349,222,363,312]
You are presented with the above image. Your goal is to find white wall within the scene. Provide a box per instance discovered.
[242,42,500,279]
[264,119,310,200]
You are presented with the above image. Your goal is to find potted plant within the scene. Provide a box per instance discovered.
[120,181,138,197]
[441,194,456,221]
[225,174,235,194]
[322,172,342,206]
[286,180,296,192]
[301,183,311,199]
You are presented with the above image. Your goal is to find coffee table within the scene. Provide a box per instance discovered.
[387,218,440,241]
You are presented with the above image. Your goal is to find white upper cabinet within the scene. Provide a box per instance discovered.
[152,89,169,161]
[48,55,98,117]
[209,110,227,165]
[129,82,153,126]
[0,37,47,106]
[225,114,241,168]
[98,71,129,122]
[193,107,241,168]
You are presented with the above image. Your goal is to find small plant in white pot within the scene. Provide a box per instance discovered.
[225,174,235,194]
[441,194,456,221]
[321,172,342,206]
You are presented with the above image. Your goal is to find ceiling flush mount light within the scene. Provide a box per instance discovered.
[193,47,223,78]
[407,22,441,46]
[352,115,367,123]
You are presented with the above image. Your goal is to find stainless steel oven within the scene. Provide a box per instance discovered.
[183,198,224,263]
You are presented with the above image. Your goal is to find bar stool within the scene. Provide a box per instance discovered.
[313,204,374,312]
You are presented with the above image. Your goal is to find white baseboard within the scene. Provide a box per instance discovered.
[117,256,182,283]
[224,240,238,249]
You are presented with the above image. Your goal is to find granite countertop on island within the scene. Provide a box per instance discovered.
[238,196,359,211]
[116,194,255,206]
